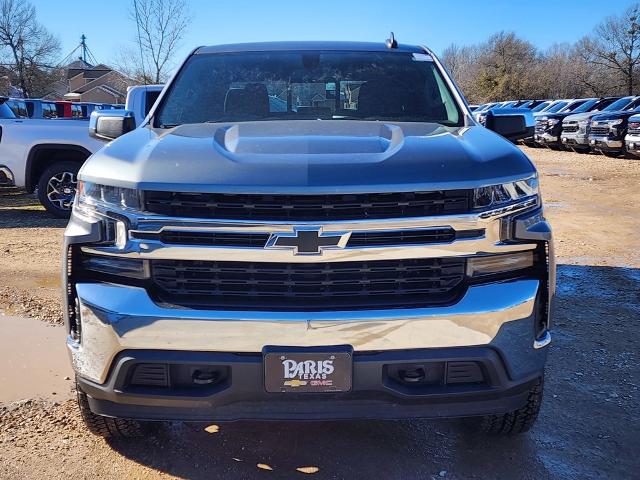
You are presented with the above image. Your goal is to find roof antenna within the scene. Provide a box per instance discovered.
[386,32,398,49]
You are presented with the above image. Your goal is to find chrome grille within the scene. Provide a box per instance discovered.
[590,125,610,136]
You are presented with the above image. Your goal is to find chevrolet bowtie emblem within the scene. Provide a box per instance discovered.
[283,379,308,387]
[266,227,351,255]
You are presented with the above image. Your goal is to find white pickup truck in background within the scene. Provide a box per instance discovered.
[0,85,163,217]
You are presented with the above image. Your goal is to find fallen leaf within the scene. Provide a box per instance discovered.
[204,424,219,433]
[257,463,273,471]
[296,466,320,474]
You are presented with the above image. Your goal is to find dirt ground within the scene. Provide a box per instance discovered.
[0,147,639,479]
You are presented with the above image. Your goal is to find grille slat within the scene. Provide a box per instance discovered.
[151,258,466,310]
[144,191,472,221]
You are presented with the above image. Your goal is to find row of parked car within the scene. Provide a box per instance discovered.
[0,97,124,120]
[471,97,640,158]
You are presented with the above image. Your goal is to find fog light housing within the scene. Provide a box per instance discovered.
[467,251,534,277]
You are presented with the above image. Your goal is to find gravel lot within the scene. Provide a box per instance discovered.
[0,147,638,479]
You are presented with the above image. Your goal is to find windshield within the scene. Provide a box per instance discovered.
[155,51,463,127]
[531,102,550,112]
[603,97,633,112]
[572,99,597,113]
[545,101,568,113]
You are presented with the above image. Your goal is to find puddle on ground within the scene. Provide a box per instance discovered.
[0,313,73,403]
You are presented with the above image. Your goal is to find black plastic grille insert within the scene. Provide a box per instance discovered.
[151,258,466,310]
[143,190,472,221]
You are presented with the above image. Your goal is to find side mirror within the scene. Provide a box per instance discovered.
[484,108,534,142]
[89,109,136,141]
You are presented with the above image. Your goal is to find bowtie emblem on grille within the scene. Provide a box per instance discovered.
[266,227,351,255]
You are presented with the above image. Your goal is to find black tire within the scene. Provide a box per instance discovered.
[36,161,80,218]
[76,381,146,438]
[602,151,620,158]
[476,376,544,435]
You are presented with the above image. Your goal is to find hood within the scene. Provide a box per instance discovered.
[562,111,607,123]
[540,111,577,121]
[80,120,536,193]
[591,111,638,122]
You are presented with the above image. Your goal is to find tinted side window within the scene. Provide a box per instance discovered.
[145,91,161,115]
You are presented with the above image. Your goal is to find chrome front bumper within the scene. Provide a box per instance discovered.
[69,279,545,383]
[589,136,623,149]
[561,131,589,146]
[534,132,558,144]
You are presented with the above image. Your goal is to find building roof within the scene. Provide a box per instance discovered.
[196,41,427,55]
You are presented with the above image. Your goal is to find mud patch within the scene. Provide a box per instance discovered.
[0,313,73,403]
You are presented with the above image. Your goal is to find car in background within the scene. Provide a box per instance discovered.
[623,115,640,157]
[25,99,59,119]
[588,104,640,157]
[6,98,28,118]
[561,96,640,153]
[534,98,607,149]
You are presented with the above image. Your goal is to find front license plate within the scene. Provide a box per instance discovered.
[264,350,352,393]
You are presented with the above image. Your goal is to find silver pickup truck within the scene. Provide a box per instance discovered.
[64,40,554,438]
[0,85,162,216]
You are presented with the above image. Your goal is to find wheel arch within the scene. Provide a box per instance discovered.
[25,144,92,193]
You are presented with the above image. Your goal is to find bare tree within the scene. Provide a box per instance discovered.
[578,3,640,95]
[130,0,190,83]
[474,32,540,102]
[0,0,60,97]
[441,43,481,102]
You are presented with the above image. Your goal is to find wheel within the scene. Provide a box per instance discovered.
[475,376,544,435]
[76,380,147,438]
[602,151,619,158]
[36,161,80,218]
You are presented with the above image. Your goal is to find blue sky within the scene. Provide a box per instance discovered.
[32,0,637,74]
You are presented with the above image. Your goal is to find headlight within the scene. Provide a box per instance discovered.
[608,119,623,126]
[578,120,589,127]
[473,176,539,210]
[77,181,141,211]
[547,118,559,126]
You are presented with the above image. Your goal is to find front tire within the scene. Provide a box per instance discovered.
[76,381,146,438]
[36,161,80,218]
[476,376,544,435]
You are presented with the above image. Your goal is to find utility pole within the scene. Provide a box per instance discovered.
[80,34,87,63]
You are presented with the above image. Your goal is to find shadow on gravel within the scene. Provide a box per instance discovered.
[0,188,67,229]
[103,264,639,479]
